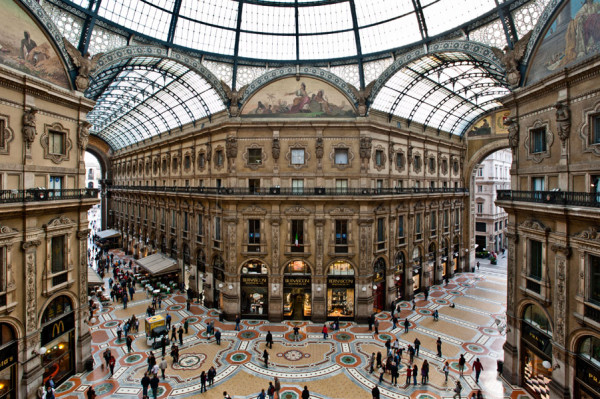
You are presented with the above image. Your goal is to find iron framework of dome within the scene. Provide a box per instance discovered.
[38,0,552,149]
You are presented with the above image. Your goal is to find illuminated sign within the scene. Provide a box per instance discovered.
[241,276,267,286]
[327,277,354,288]
[284,276,311,288]
[41,312,74,345]
[0,341,17,372]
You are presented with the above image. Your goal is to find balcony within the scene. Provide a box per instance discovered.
[109,185,468,198]
[0,188,98,203]
[497,190,600,208]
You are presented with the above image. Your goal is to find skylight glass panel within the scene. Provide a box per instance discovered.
[354,0,416,26]
[68,0,90,7]
[422,0,497,37]
[242,3,295,34]
[370,86,399,111]
[238,32,296,60]
[98,0,171,41]
[174,20,236,55]
[179,0,238,29]
[299,31,356,59]
[298,2,353,34]
[146,0,175,10]
[359,15,421,54]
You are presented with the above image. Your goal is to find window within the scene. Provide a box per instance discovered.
[334,149,348,165]
[51,235,65,275]
[184,155,191,170]
[592,115,600,144]
[428,157,435,171]
[198,153,205,168]
[377,218,385,250]
[49,176,63,197]
[248,219,260,252]
[396,180,403,189]
[216,150,224,166]
[429,181,435,189]
[292,179,304,194]
[454,209,460,226]
[375,150,383,166]
[153,207,156,222]
[477,203,483,213]
[531,127,547,153]
[477,185,483,192]
[249,179,260,194]
[396,153,404,168]
[476,222,487,232]
[414,155,421,170]
[443,210,449,232]
[494,222,498,231]
[183,212,189,232]
[430,213,436,233]
[453,160,459,174]
[335,179,348,194]
[335,220,348,253]
[590,255,600,305]
[291,149,305,165]
[477,167,483,177]
[216,178,222,188]
[171,210,177,228]
[196,215,203,242]
[533,177,545,191]
[291,220,304,252]
[248,148,262,165]
[398,215,405,240]
[376,179,383,191]
[214,216,221,242]
[49,131,65,155]
[415,214,422,240]
[529,240,543,280]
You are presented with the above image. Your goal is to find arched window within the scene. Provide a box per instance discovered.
[328,260,355,275]
[42,296,72,324]
[0,323,15,346]
[523,303,552,336]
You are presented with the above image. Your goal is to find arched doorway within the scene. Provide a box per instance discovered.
[0,323,17,399]
[393,251,405,301]
[575,335,600,398]
[373,257,386,313]
[240,260,268,318]
[521,303,553,399]
[41,296,75,387]
[326,260,355,320]
[283,260,312,320]
[212,255,225,310]
[411,246,423,294]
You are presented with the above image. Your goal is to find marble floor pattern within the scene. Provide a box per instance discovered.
[58,254,531,399]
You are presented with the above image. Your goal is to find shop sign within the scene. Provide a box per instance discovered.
[577,358,600,394]
[327,277,354,288]
[284,276,311,288]
[241,276,267,286]
[41,312,75,346]
[0,341,18,372]
[522,323,551,357]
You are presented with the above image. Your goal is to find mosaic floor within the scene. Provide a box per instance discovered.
[58,252,531,399]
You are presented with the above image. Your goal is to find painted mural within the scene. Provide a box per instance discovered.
[241,77,356,118]
[468,110,510,136]
[527,0,600,84]
[0,1,69,88]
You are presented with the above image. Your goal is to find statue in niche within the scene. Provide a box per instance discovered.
[78,121,91,153]
[555,101,571,142]
[63,38,103,91]
[225,136,237,159]
[22,107,37,148]
[505,117,519,150]
[220,81,249,117]
[491,31,533,88]
[315,137,324,159]
[272,138,280,160]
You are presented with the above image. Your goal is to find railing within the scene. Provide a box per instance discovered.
[109,185,468,197]
[497,190,600,208]
[0,188,98,204]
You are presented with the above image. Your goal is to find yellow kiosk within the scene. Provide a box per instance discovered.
[145,315,169,348]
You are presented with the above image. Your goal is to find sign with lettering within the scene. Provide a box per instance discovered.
[0,341,17,372]
[522,323,552,357]
[284,276,311,288]
[577,358,600,394]
[327,277,354,288]
[241,276,267,286]
[41,312,75,345]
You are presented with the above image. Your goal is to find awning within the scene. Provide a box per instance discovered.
[135,253,179,276]
[96,229,121,240]
[88,267,104,286]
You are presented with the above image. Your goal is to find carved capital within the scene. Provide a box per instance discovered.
[551,243,571,258]
[22,240,41,251]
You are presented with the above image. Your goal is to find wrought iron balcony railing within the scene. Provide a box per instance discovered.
[109,185,468,197]
[0,188,99,203]
[497,190,600,208]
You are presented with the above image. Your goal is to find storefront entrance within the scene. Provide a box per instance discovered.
[212,256,225,310]
[240,260,268,318]
[412,247,422,294]
[0,324,17,399]
[521,304,553,399]
[327,261,355,320]
[41,296,75,387]
[283,261,312,320]
[393,252,405,302]
[575,336,600,398]
[373,257,386,313]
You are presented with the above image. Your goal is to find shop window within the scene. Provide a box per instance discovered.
[283,261,311,319]
[291,220,304,252]
[335,179,348,194]
[531,127,547,153]
[41,296,74,387]
[42,296,72,324]
[578,336,600,368]
[523,303,552,336]
[335,220,348,253]
[376,218,385,250]
[240,261,268,316]
[334,149,348,165]
[590,255,600,306]
[248,219,261,252]
[248,148,262,165]
[327,261,355,318]
[375,150,383,166]
[291,149,305,165]
[292,179,304,194]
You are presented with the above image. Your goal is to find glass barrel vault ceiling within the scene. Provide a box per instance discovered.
[40,0,552,149]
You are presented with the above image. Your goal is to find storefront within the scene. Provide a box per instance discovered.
[453,237,459,272]
[373,257,386,313]
[240,261,268,318]
[212,255,225,310]
[0,324,17,399]
[520,304,552,399]
[441,241,449,279]
[575,336,600,398]
[327,261,355,320]
[393,252,405,301]
[412,247,422,294]
[41,296,75,387]
[283,261,312,320]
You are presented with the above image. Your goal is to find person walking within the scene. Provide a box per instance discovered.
[141,373,150,397]
[392,315,398,329]
[86,386,96,399]
[374,318,379,335]
[103,348,112,369]
[302,386,310,399]
[157,296,162,309]
[171,326,177,342]
[322,324,328,339]
[274,377,281,397]
[433,309,439,321]
[378,365,385,384]
[116,323,122,342]
[371,385,380,399]
[473,358,484,383]
[178,325,184,345]
[160,335,167,357]
[147,351,156,373]
[437,337,443,357]
[108,354,116,376]
[263,349,269,368]
[453,380,463,399]
[150,373,159,399]
[267,382,275,399]
[171,344,179,364]
[390,361,399,386]
[406,364,412,385]
[368,313,374,331]
[458,354,466,377]
[159,357,168,379]
[200,370,207,393]
[166,313,172,330]
[414,338,421,357]
[214,328,221,345]
[184,318,189,334]
[266,330,273,349]
[223,392,232,399]
[369,352,375,374]
[235,314,241,331]
[208,366,216,386]
[293,325,300,341]
[443,361,450,382]
[126,335,133,353]
[422,359,429,384]
[476,261,480,271]
[122,292,128,309]
[408,345,415,364]
[404,318,410,333]
[257,389,266,399]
